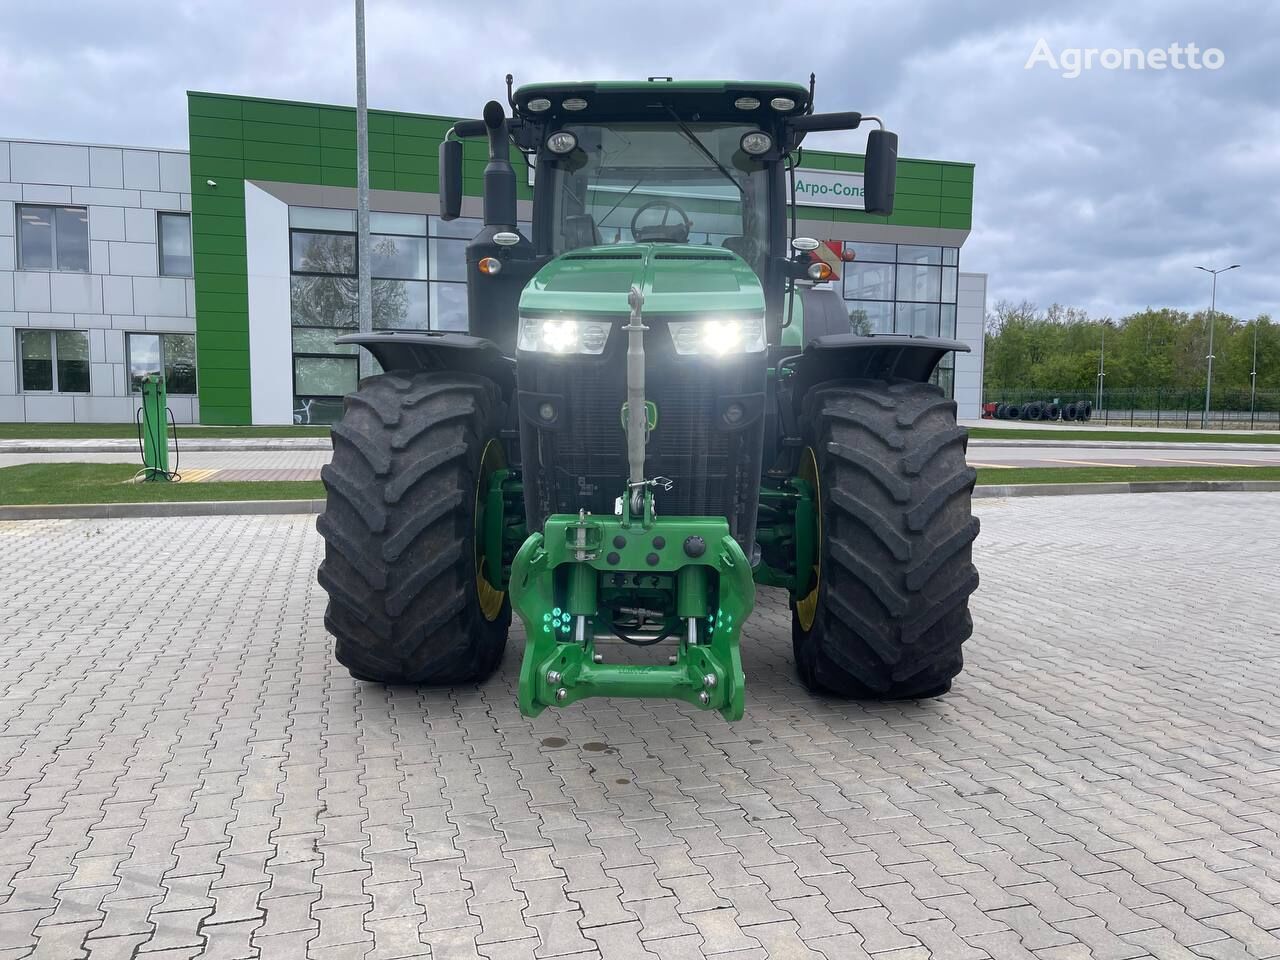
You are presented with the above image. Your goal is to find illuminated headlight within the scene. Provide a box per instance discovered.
[518,316,611,355]
[668,317,766,356]
[740,131,772,156]
[546,131,578,154]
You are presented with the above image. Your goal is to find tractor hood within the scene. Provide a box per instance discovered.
[518,243,765,317]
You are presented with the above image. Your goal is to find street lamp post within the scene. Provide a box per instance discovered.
[1096,324,1105,414]
[1194,264,1240,429]
[355,0,373,378]
[1250,317,1260,428]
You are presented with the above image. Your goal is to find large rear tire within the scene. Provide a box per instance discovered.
[791,379,980,699]
[316,371,511,684]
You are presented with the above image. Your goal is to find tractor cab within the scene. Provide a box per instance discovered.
[436,80,897,353]
[518,80,807,285]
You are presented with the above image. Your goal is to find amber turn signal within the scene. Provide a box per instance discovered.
[478,257,502,275]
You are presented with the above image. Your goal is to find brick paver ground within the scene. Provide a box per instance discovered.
[1,492,1277,959]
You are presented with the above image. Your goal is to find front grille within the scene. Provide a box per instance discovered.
[647,371,733,517]
[550,363,627,515]
[518,338,766,549]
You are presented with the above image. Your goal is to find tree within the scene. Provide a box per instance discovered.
[849,307,873,337]
[981,302,1277,412]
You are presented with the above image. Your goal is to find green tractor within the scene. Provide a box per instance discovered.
[316,79,979,721]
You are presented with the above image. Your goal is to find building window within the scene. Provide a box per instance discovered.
[848,301,894,336]
[931,357,955,396]
[17,205,89,272]
[839,241,962,397]
[844,261,895,302]
[282,208,533,422]
[158,212,193,277]
[128,333,197,394]
[896,263,943,302]
[369,217,428,331]
[843,241,896,263]
[18,329,90,393]
[288,209,363,425]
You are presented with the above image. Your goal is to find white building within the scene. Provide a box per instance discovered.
[0,139,199,422]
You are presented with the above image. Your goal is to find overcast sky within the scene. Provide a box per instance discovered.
[2,1,1275,321]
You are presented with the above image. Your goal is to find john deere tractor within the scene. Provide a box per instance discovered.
[316,79,979,720]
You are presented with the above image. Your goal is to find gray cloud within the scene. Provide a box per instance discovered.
[2,0,1274,319]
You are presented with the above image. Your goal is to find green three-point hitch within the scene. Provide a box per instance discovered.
[509,500,753,720]
[316,78,980,719]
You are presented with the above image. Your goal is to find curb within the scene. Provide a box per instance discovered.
[974,480,1280,499]
[0,440,331,454]
[2,481,1278,520]
[6,438,1274,455]
[968,439,1276,452]
[0,499,325,520]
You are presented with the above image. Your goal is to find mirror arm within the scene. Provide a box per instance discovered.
[783,159,799,329]
[447,119,487,140]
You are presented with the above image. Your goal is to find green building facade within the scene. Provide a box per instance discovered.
[186,91,976,425]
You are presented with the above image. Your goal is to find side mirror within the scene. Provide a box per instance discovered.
[864,129,898,216]
[439,139,463,221]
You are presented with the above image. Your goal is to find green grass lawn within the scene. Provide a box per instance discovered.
[976,465,1280,485]
[969,426,1280,444]
[0,463,325,505]
[0,422,329,440]
[3,462,1274,508]
[9,421,1274,445]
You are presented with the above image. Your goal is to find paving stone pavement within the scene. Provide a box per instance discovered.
[1,492,1278,959]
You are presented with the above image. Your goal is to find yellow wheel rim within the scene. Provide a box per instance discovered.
[795,446,822,632]
[475,439,506,622]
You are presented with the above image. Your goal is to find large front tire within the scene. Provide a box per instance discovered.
[316,371,510,684]
[792,379,979,699]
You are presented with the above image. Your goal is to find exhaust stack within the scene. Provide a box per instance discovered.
[481,100,517,227]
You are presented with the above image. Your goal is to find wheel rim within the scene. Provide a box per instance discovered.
[795,446,822,632]
[475,439,506,622]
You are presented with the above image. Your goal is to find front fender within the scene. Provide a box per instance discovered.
[338,331,515,397]
[798,333,970,385]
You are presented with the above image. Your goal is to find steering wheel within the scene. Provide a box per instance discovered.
[630,198,693,243]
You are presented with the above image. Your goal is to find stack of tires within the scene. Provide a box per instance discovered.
[1061,400,1093,422]
[990,400,1092,422]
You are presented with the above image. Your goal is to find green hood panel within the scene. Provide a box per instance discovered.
[519,244,765,317]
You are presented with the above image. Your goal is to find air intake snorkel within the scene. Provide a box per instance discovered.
[481,100,518,228]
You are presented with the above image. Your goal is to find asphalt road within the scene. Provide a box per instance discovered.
[966,444,1280,469]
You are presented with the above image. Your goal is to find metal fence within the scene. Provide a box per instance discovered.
[984,387,1280,430]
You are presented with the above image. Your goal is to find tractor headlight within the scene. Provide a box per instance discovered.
[667,317,766,356]
[740,131,773,156]
[518,316,611,355]
[546,131,578,154]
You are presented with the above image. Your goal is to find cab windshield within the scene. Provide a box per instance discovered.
[546,122,771,278]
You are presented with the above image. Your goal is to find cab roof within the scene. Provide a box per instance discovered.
[511,79,812,125]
